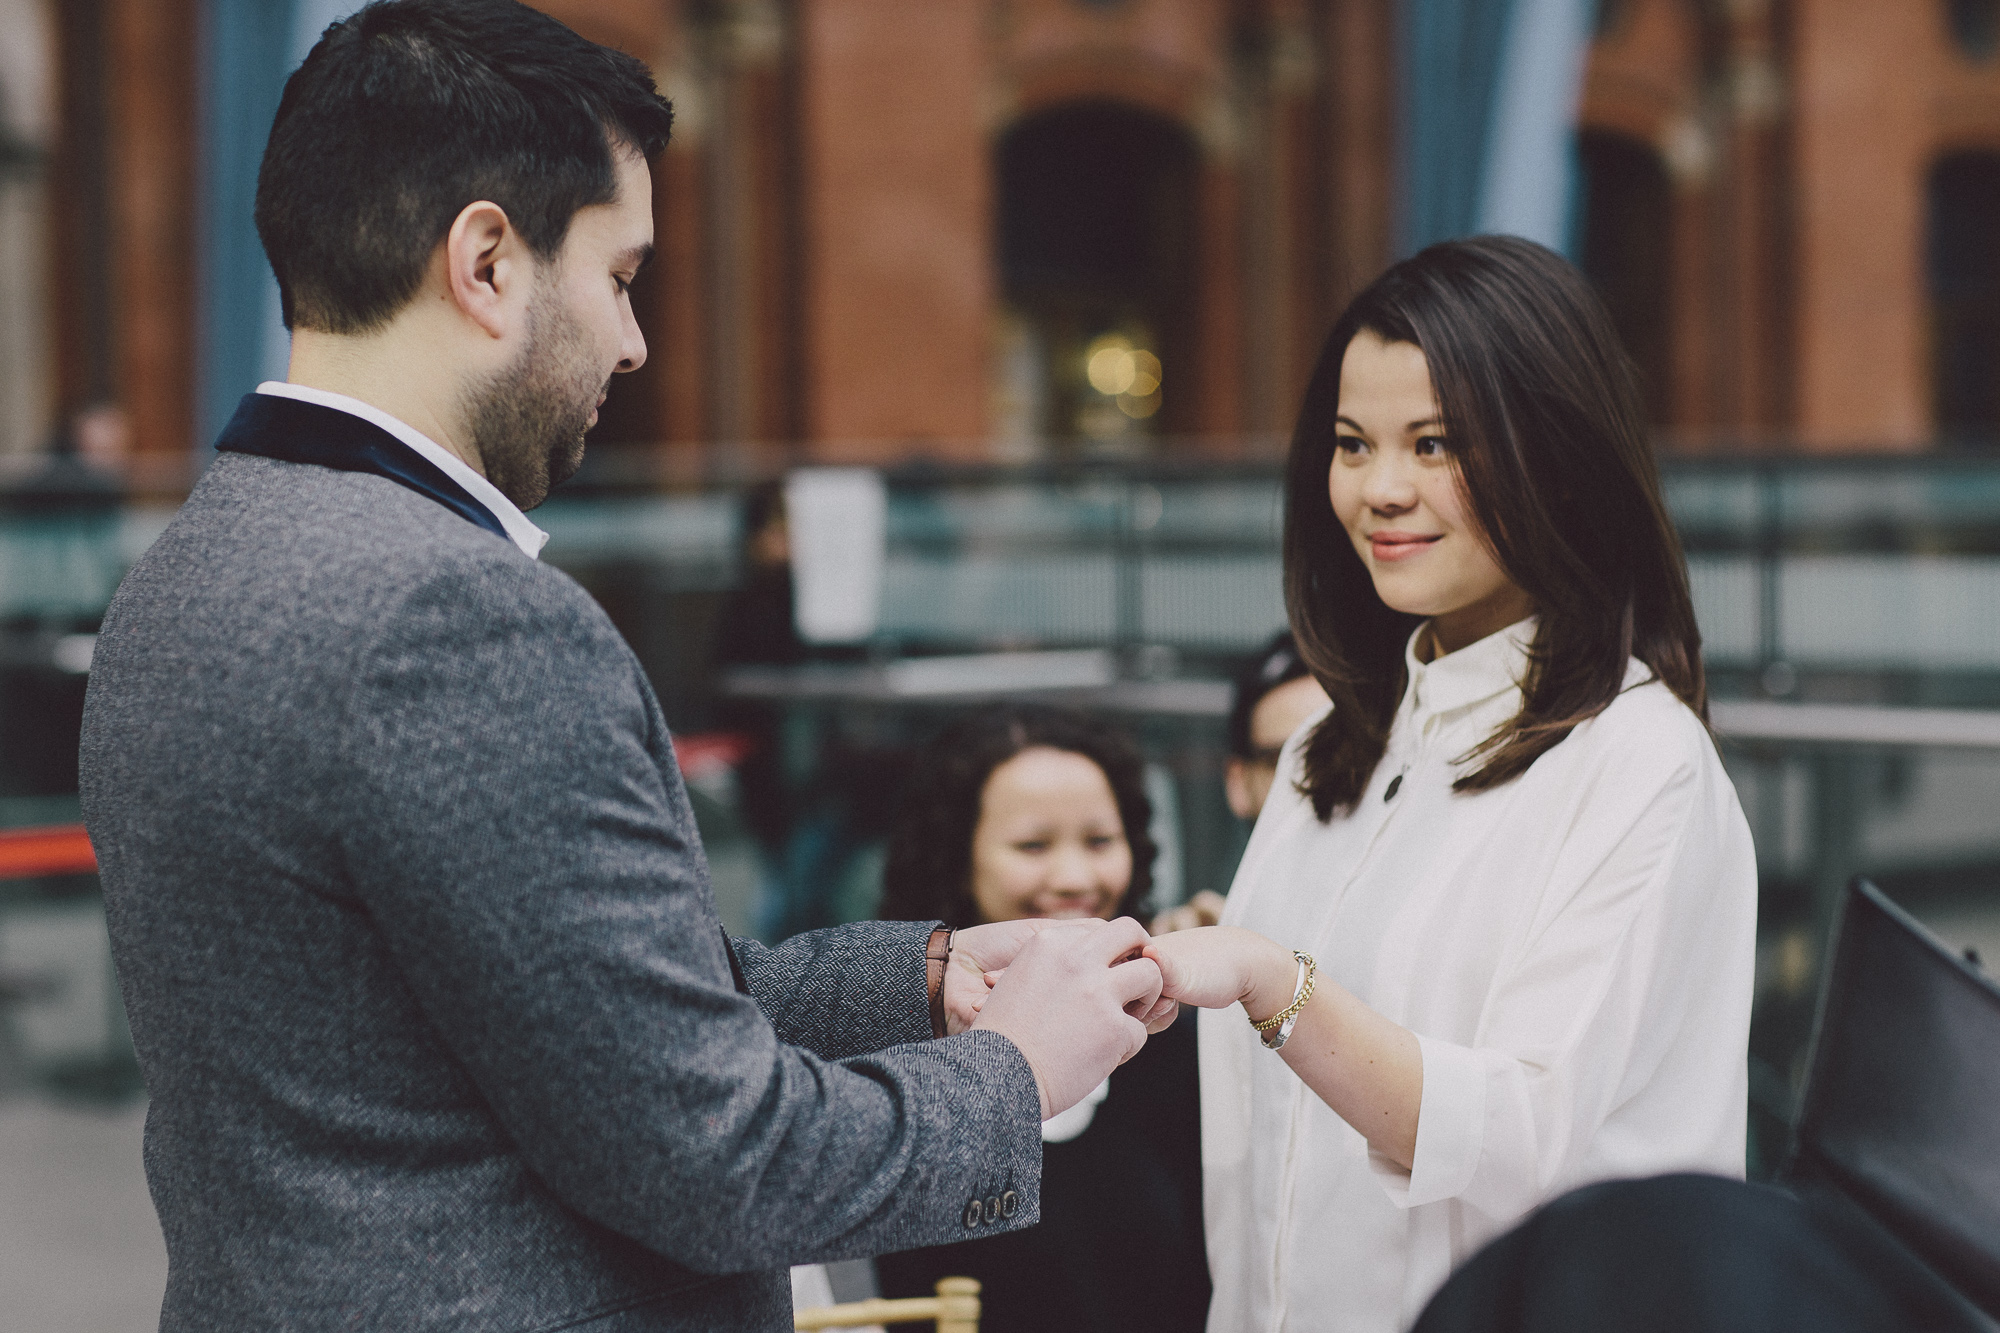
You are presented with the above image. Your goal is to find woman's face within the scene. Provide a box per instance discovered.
[969,746,1133,924]
[1328,330,1534,655]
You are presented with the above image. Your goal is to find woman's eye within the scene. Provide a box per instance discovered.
[1333,434,1367,455]
[1086,835,1119,851]
[1012,840,1049,854]
[1414,435,1449,457]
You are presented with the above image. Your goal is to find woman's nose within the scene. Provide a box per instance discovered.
[1045,846,1096,893]
[1359,453,1417,513]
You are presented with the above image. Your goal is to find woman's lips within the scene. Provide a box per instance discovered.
[1369,531,1443,562]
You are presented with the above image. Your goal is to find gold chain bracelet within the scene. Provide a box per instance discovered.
[1249,950,1317,1049]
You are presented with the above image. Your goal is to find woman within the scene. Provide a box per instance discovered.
[1146,236,1757,1333]
[875,704,1209,1333]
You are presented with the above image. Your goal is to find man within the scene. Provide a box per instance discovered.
[1221,631,1330,822]
[78,4,1169,1329]
[1152,632,1328,935]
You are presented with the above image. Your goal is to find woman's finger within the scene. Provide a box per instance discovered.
[1140,941,1180,991]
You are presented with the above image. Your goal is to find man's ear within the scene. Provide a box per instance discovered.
[442,200,522,340]
[1224,758,1256,821]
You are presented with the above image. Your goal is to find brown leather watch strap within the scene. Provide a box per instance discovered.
[925,925,954,1038]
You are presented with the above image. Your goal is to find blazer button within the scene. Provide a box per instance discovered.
[963,1199,984,1229]
[983,1195,1000,1223]
[999,1190,1019,1219]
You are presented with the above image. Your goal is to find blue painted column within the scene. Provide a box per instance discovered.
[1398,0,1595,259]
[196,0,356,448]
[1476,0,1596,252]
[1398,0,1519,256]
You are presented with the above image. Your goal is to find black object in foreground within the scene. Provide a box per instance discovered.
[1412,879,2000,1333]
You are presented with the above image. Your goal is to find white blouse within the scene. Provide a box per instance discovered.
[1200,619,1756,1333]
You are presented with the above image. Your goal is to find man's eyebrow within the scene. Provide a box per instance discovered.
[617,243,655,272]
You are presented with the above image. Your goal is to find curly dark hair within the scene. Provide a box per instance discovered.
[879,704,1156,930]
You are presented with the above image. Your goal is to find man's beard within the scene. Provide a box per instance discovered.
[466,287,605,512]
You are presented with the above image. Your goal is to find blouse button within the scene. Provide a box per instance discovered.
[1384,773,1403,801]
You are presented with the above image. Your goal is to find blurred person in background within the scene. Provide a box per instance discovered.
[1154,631,1331,936]
[712,480,811,929]
[77,4,1176,1330]
[1222,631,1331,823]
[713,478,914,940]
[1145,236,1757,1333]
[876,704,1209,1333]
[0,401,131,798]
[9,401,130,513]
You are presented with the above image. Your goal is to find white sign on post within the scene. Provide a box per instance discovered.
[785,467,887,645]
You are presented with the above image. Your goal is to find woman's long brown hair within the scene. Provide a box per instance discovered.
[1285,235,1706,819]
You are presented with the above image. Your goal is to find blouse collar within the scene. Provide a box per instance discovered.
[1401,616,1538,722]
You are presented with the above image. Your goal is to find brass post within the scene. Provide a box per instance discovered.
[934,1276,981,1333]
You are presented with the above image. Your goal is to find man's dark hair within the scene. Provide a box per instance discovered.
[878,704,1157,930]
[255,0,673,334]
[1226,631,1312,759]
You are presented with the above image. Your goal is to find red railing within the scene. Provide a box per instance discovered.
[0,735,753,883]
[0,825,97,880]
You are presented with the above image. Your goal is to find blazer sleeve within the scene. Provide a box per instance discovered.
[333,555,1041,1272]
[729,923,940,1060]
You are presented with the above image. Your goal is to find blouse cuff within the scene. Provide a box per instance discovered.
[1370,1033,1487,1209]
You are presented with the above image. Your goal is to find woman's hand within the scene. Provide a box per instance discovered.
[1153,926,1423,1167]
[1143,926,1299,1018]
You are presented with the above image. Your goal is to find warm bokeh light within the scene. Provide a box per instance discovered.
[1085,335,1163,424]
[1129,349,1162,398]
[1086,337,1137,396]
[1117,389,1161,419]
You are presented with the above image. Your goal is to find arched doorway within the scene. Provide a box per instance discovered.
[1577,127,1674,425]
[994,101,1199,449]
[1928,151,2000,441]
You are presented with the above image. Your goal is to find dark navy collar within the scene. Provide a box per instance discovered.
[215,393,512,544]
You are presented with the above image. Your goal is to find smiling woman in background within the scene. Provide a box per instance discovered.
[875,704,1208,1333]
[1146,236,1758,1333]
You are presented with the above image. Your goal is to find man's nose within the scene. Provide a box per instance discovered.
[617,302,647,374]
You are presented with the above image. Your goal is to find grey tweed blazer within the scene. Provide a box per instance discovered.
[79,449,1042,1332]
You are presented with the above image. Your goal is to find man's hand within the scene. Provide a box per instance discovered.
[970,917,1166,1120]
[942,919,1055,1034]
[959,918,1178,1036]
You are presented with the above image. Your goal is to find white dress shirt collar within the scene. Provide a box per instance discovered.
[254,381,549,559]
[1402,615,1537,721]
